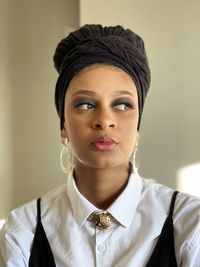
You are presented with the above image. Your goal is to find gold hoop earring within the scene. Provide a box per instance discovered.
[60,138,73,174]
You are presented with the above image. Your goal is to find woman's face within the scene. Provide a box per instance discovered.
[61,65,139,170]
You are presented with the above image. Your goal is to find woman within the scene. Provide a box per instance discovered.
[0,24,200,267]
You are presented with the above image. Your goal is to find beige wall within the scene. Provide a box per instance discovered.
[0,0,79,218]
[80,0,200,188]
[0,3,13,216]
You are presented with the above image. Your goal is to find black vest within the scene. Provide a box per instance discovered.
[29,191,178,267]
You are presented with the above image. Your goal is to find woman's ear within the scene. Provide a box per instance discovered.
[60,127,68,140]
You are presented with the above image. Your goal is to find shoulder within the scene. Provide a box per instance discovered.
[173,191,200,264]
[141,177,200,216]
[3,183,68,231]
[0,184,68,264]
[141,177,200,264]
[140,177,200,236]
[7,185,66,227]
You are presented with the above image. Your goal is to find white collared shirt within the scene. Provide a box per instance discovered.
[0,172,200,267]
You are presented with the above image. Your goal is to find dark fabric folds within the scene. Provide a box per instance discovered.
[53,24,151,129]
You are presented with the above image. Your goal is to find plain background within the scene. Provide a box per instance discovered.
[0,0,200,219]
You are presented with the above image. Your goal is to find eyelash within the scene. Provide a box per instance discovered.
[73,100,96,110]
[73,99,135,111]
[118,104,133,111]
[113,101,135,111]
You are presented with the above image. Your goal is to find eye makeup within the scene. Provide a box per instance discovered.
[112,98,136,110]
[71,95,137,111]
[72,97,96,109]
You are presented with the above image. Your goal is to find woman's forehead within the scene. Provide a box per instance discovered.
[66,65,138,98]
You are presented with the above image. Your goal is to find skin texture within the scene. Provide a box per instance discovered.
[61,64,139,209]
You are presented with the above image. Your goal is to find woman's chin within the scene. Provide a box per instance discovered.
[74,157,128,171]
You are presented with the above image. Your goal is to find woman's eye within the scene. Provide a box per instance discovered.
[73,100,96,110]
[114,103,134,111]
[78,103,94,110]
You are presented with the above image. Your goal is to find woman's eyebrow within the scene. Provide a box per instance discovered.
[72,90,134,97]
[112,90,134,97]
[72,90,97,97]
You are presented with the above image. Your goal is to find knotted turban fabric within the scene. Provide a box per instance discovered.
[54,24,151,130]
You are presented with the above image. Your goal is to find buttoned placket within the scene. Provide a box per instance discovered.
[94,223,116,267]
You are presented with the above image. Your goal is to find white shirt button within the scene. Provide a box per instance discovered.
[98,244,106,252]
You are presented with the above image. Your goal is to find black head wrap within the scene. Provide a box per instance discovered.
[54,24,151,130]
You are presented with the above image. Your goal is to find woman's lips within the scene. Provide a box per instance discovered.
[91,137,118,151]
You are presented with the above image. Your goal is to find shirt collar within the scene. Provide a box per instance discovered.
[67,171,142,228]
[67,172,98,226]
[108,172,142,228]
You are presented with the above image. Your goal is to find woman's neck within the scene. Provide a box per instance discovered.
[74,164,130,209]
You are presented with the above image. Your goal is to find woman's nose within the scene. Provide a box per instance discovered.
[92,110,116,130]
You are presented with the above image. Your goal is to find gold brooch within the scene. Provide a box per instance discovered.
[88,212,115,230]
